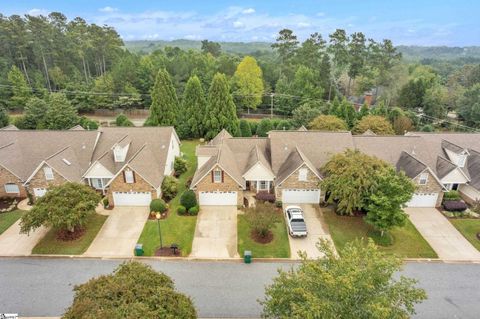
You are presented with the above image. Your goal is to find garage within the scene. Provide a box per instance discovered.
[199,191,237,206]
[282,189,321,204]
[406,193,439,207]
[112,191,152,206]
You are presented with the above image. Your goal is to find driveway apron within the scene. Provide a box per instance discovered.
[286,204,335,259]
[406,207,480,261]
[84,207,149,257]
[191,206,238,258]
[0,220,48,256]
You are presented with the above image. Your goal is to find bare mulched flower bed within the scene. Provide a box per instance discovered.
[154,247,181,256]
[251,230,274,244]
[56,227,86,241]
[0,197,18,211]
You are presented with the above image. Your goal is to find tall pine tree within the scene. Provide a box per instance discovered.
[145,68,178,126]
[204,73,239,139]
[7,65,31,110]
[180,75,207,138]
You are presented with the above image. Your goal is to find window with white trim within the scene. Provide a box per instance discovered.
[125,170,134,184]
[4,183,19,194]
[213,170,222,183]
[298,168,308,181]
[458,154,467,168]
[418,173,428,185]
[43,167,54,180]
[258,180,269,190]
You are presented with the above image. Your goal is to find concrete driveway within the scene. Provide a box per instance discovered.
[285,204,335,259]
[406,207,480,261]
[190,206,238,259]
[84,207,149,257]
[0,220,48,256]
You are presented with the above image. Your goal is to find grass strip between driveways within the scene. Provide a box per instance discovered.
[323,207,438,258]
[237,213,290,258]
[0,210,25,235]
[137,140,199,256]
[32,213,107,255]
[449,218,480,251]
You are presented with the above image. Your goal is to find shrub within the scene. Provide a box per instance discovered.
[443,190,461,201]
[249,122,258,135]
[115,114,134,127]
[174,157,188,177]
[150,199,167,213]
[239,119,252,137]
[256,118,273,137]
[255,191,276,203]
[180,190,197,210]
[188,205,199,216]
[245,202,279,238]
[275,200,283,208]
[276,120,293,131]
[102,197,109,208]
[177,205,187,215]
[161,176,179,201]
[443,200,467,212]
[78,116,99,130]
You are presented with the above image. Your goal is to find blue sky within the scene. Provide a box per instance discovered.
[3,0,479,46]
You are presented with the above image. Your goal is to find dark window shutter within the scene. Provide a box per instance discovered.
[211,171,214,183]
[221,171,224,183]
[122,171,126,183]
[132,171,136,183]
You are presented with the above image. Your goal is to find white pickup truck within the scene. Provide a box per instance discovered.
[284,205,308,237]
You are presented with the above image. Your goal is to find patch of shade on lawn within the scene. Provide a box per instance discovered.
[450,218,480,251]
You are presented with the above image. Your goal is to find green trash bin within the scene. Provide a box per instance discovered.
[244,250,252,264]
[134,244,144,256]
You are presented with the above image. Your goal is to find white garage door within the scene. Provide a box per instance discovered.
[199,191,237,206]
[406,193,438,207]
[33,188,47,197]
[112,191,151,206]
[282,189,321,204]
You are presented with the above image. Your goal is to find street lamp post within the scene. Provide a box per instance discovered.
[156,213,163,249]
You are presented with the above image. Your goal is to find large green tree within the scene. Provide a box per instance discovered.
[180,75,207,138]
[261,239,426,319]
[291,102,322,128]
[23,97,48,129]
[204,73,239,139]
[233,56,264,113]
[458,83,480,127]
[365,167,415,236]
[44,93,79,130]
[309,114,347,131]
[353,115,394,135]
[7,65,31,110]
[63,261,196,318]
[20,182,100,235]
[145,68,178,126]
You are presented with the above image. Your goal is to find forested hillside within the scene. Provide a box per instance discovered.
[1,12,479,137]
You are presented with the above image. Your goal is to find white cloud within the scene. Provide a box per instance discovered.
[242,8,255,14]
[99,6,118,13]
[297,22,311,28]
[27,8,49,16]
[233,21,244,28]
[316,12,326,17]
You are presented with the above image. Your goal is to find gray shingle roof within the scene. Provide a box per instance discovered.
[396,151,427,178]
[436,156,457,179]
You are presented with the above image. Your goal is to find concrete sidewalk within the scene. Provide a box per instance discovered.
[406,207,480,261]
[0,220,48,256]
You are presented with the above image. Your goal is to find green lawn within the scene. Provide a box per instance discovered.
[0,210,24,235]
[138,140,199,256]
[323,207,437,258]
[237,213,290,258]
[450,219,480,251]
[32,213,107,255]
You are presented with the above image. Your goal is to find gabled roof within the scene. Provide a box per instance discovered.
[69,125,85,131]
[209,129,232,146]
[396,151,427,179]
[466,149,480,190]
[441,139,465,154]
[436,156,458,179]
[276,146,322,185]
[244,144,272,174]
[362,129,376,136]
[297,126,308,131]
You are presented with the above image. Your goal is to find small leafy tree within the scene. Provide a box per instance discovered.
[78,117,99,130]
[244,202,279,239]
[115,114,134,127]
[20,182,100,235]
[63,261,196,318]
[174,157,188,176]
[239,119,252,137]
[256,118,273,137]
[44,93,79,130]
[291,102,322,128]
[309,115,348,131]
[364,168,415,237]
[23,97,48,129]
[261,239,426,318]
[180,190,197,210]
[353,115,394,135]
[161,176,179,201]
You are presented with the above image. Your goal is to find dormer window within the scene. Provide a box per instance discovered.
[418,173,428,185]
[298,168,308,181]
[458,154,467,168]
[114,145,128,162]
[124,169,135,184]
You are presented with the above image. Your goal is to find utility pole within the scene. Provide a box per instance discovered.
[270,93,274,118]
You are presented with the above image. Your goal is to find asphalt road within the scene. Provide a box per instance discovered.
[0,258,479,318]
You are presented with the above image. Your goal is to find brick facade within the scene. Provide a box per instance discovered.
[412,169,444,207]
[28,164,68,200]
[275,164,321,199]
[0,167,27,198]
[194,165,244,205]
[106,167,159,206]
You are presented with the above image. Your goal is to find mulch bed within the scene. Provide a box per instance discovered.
[155,247,182,256]
[148,210,169,220]
[56,227,86,241]
[0,197,17,210]
[251,230,274,244]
